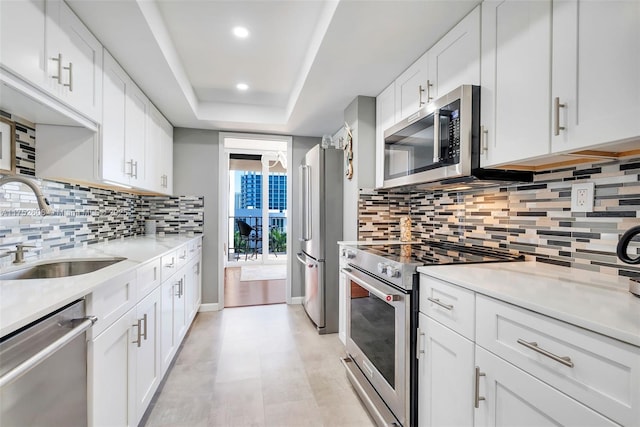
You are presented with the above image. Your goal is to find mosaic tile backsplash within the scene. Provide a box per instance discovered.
[0,177,204,264]
[0,111,204,266]
[359,157,640,280]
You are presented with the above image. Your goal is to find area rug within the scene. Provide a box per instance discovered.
[240,264,287,281]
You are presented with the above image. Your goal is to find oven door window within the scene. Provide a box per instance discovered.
[384,113,436,180]
[349,280,395,388]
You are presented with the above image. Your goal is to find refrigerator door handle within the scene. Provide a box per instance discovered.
[299,165,312,242]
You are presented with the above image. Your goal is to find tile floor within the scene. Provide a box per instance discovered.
[142,304,375,427]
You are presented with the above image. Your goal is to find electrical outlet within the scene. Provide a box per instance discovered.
[571,182,595,212]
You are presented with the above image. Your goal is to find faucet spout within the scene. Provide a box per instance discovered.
[0,175,54,216]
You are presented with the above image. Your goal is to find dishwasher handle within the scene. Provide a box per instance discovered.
[0,315,97,388]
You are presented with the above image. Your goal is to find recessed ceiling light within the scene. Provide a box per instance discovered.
[232,26,249,38]
[236,83,249,91]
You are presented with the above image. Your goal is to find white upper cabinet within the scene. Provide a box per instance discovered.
[480,0,552,168]
[146,104,173,195]
[102,51,128,184]
[45,0,102,122]
[375,82,395,189]
[394,53,429,121]
[0,0,46,86]
[124,82,148,187]
[551,0,640,153]
[426,5,480,99]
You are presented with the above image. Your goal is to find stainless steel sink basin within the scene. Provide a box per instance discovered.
[0,258,127,280]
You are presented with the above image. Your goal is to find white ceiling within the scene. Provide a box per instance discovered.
[67,0,480,137]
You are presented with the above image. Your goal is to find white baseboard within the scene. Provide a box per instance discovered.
[198,303,220,312]
[289,297,304,305]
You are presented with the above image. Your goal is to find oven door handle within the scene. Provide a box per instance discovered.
[341,267,401,302]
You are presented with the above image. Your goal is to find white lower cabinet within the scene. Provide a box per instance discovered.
[417,313,474,427]
[89,238,202,426]
[133,287,161,424]
[89,308,136,427]
[160,267,187,375]
[474,346,618,427]
[418,273,637,427]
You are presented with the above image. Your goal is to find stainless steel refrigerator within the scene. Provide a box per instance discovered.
[297,144,343,334]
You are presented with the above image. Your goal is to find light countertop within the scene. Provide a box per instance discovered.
[417,261,640,347]
[0,235,202,337]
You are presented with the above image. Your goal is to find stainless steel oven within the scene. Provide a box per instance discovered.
[340,241,524,426]
[342,265,411,427]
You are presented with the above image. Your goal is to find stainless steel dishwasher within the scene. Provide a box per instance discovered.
[0,299,97,426]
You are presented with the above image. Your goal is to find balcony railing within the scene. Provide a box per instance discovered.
[229,215,287,261]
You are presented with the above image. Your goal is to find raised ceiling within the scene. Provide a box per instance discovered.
[67,0,480,137]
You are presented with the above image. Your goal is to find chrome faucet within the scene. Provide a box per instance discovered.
[0,175,54,215]
[6,244,36,264]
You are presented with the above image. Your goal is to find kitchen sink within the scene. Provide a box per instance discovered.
[0,258,127,280]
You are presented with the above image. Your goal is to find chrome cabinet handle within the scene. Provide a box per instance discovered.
[517,339,574,367]
[432,111,441,163]
[481,126,489,153]
[133,160,138,179]
[51,53,62,84]
[418,84,426,107]
[174,281,181,297]
[63,62,73,92]
[125,159,134,177]
[426,79,433,102]
[0,316,97,388]
[427,296,453,311]
[132,318,143,347]
[141,313,148,341]
[165,258,175,268]
[554,97,566,136]
[416,327,425,360]
[474,367,486,408]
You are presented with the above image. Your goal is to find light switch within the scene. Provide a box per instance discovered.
[571,182,595,212]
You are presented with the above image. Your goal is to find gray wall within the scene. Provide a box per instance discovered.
[173,128,319,304]
[173,128,220,304]
[343,96,376,241]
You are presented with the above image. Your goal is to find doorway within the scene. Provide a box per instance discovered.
[218,133,292,309]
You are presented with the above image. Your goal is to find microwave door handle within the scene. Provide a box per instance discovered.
[433,110,441,164]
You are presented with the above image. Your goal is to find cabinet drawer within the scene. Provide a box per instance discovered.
[160,250,177,282]
[476,295,639,426]
[89,269,137,337]
[137,257,161,300]
[419,274,475,340]
[175,244,188,268]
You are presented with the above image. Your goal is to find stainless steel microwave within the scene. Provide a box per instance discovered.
[381,85,479,189]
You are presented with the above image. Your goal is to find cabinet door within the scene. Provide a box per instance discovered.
[394,53,428,121]
[418,314,474,427]
[160,278,176,375]
[145,103,164,193]
[174,270,188,343]
[426,5,480,99]
[0,0,46,86]
[551,0,640,152]
[89,309,136,427]
[46,0,102,122]
[480,1,552,167]
[125,82,147,187]
[101,50,127,184]
[160,117,174,195]
[186,256,201,322]
[474,346,619,427]
[134,287,161,424]
[375,82,395,189]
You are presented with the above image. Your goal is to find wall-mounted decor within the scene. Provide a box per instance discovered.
[0,117,16,174]
[344,123,353,180]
